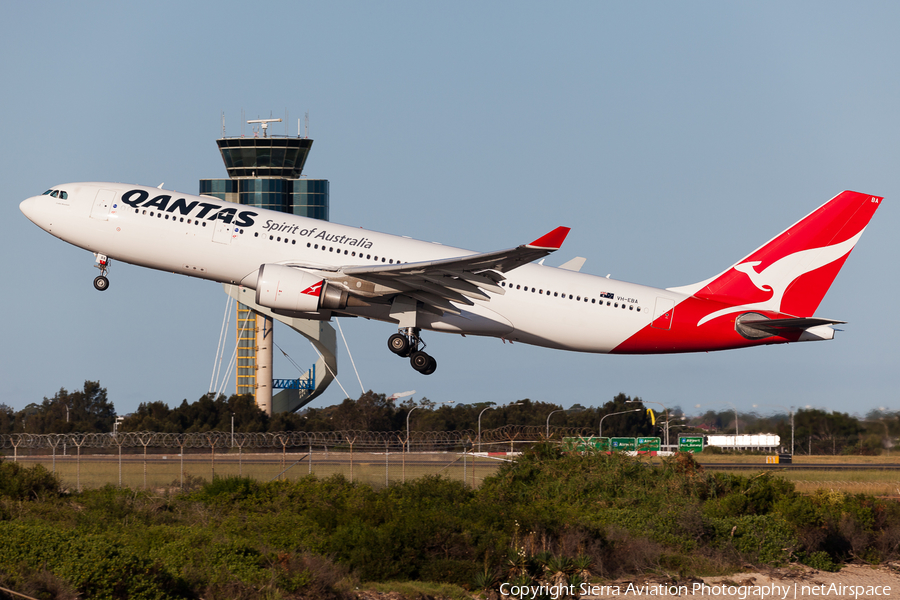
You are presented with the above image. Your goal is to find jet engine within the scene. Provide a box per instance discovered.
[255,263,350,312]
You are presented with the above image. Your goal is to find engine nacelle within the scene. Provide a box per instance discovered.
[255,264,348,312]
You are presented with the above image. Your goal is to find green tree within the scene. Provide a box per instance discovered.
[596,393,655,438]
[21,381,116,434]
[0,404,14,435]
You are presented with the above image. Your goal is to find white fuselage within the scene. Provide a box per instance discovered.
[21,182,678,353]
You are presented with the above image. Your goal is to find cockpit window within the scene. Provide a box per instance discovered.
[50,190,59,198]
[42,189,54,195]
[59,191,67,199]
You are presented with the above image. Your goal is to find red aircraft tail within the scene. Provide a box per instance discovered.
[672,191,882,324]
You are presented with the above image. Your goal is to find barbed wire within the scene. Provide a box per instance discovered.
[0,425,597,453]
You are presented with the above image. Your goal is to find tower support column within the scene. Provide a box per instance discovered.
[255,313,274,416]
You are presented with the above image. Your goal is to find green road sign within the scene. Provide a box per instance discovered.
[678,435,704,453]
[562,437,610,452]
[610,437,636,451]
[636,437,661,452]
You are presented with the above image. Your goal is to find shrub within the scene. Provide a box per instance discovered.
[0,459,61,500]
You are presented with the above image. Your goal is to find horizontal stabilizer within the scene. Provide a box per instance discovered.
[735,314,845,340]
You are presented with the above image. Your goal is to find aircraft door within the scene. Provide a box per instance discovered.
[211,216,235,244]
[89,189,117,221]
[651,297,675,330]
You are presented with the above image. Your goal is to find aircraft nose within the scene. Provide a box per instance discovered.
[19,196,39,222]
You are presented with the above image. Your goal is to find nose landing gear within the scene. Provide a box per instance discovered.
[93,254,111,291]
[387,328,437,375]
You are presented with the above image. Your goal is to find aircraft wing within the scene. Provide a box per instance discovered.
[309,226,570,315]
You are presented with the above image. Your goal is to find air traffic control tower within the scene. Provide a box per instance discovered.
[200,118,337,415]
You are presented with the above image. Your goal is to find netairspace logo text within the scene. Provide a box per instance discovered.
[498,582,892,599]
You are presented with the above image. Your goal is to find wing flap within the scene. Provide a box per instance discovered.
[336,226,568,311]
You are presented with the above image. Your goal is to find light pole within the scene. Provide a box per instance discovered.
[727,402,739,438]
[598,408,641,439]
[478,402,521,453]
[626,398,669,437]
[546,408,566,438]
[753,403,794,456]
[407,399,453,453]
[231,413,235,448]
[478,405,496,453]
[406,406,421,454]
[661,417,687,448]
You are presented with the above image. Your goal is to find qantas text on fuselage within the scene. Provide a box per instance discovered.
[20,182,882,376]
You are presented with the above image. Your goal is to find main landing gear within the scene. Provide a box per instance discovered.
[387,328,437,375]
[93,254,110,291]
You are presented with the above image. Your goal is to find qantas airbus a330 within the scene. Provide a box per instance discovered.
[20,183,881,375]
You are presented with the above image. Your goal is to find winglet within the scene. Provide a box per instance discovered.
[528,226,570,250]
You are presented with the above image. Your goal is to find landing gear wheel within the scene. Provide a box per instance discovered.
[423,355,437,375]
[388,333,411,356]
[410,351,432,373]
[93,275,110,291]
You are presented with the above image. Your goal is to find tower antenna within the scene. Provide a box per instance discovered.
[247,118,282,138]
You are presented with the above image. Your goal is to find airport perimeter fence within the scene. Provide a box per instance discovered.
[0,425,595,492]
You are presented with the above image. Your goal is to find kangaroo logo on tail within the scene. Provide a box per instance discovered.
[697,231,864,325]
[671,191,882,327]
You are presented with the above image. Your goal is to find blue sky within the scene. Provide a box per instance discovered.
[3,2,897,419]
